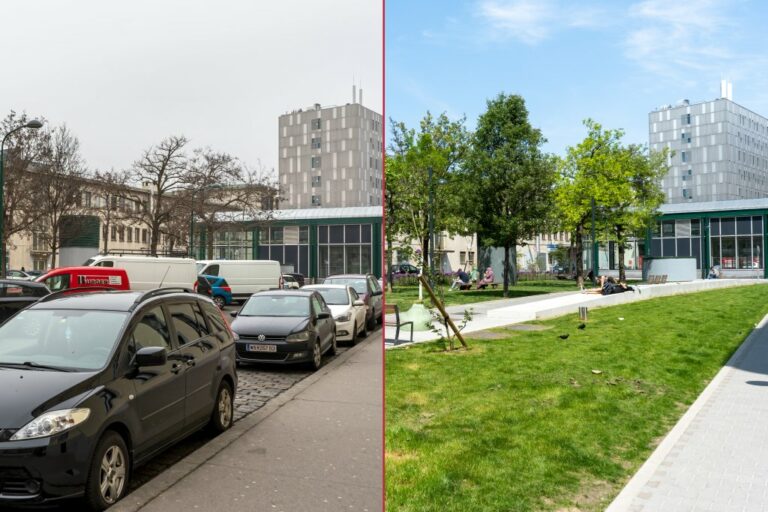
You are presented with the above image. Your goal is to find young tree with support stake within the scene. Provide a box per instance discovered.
[461,93,556,297]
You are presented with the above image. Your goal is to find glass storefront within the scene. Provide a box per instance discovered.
[650,219,703,268]
[709,216,762,269]
[317,224,373,278]
[258,226,310,276]
[211,229,253,260]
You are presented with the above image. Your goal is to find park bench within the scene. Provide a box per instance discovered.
[647,274,668,284]
[385,304,414,344]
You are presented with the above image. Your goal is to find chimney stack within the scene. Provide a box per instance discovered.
[359,88,363,106]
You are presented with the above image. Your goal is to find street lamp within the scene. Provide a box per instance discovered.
[1,119,44,278]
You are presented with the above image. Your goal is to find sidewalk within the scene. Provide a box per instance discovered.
[113,336,382,512]
[607,313,768,512]
[385,279,767,347]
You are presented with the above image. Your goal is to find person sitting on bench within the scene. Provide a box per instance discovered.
[450,268,471,290]
[477,267,495,289]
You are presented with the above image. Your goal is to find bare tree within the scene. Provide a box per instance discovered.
[129,135,189,256]
[91,168,136,254]
[32,124,89,268]
[185,150,277,259]
[1,111,50,271]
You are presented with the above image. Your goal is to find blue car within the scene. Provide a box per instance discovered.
[201,274,233,308]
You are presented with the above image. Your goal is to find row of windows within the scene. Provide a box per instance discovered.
[111,226,148,244]
[654,217,764,238]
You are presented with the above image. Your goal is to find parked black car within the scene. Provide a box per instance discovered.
[322,274,383,331]
[390,263,420,275]
[0,288,237,510]
[230,290,336,370]
[0,279,50,324]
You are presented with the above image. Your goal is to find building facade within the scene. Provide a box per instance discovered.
[278,96,383,209]
[193,207,382,280]
[649,96,768,204]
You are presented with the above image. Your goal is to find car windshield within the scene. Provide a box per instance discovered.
[196,263,206,273]
[311,287,349,305]
[240,295,309,317]
[324,278,366,294]
[0,309,128,371]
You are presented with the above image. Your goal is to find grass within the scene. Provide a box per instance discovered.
[386,280,579,310]
[385,284,768,512]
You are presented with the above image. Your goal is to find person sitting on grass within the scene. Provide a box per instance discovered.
[450,268,471,290]
[582,275,639,295]
[477,267,495,289]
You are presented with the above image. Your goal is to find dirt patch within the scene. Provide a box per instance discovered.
[567,478,616,512]
[405,362,420,371]
[405,392,428,406]
[468,330,509,340]
[386,450,418,464]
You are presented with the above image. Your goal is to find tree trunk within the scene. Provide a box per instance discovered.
[616,224,626,282]
[421,235,429,271]
[511,245,518,286]
[575,223,585,289]
[503,244,510,297]
[386,234,394,292]
[150,221,160,256]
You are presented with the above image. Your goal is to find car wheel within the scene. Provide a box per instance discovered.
[212,295,226,308]
[366,310,376,331]
[350,322,359,345]
[329,333,337,355]
[84,431,129,511]
[310,339,322,370]
[209,380,234,433]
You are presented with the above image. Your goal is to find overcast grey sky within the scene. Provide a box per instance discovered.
[1,0,382,175]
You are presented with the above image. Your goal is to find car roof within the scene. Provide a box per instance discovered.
[304,284,350,290]
[324,274,370,279]
[253,289,315,297]
[0,279,47,288]
[28,289,203,312]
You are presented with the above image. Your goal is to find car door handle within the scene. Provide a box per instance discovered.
[185,358,196,367]
[171,363,182,374]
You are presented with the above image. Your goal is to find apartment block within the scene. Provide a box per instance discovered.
[278,93,383,209]
[649,91,768,204]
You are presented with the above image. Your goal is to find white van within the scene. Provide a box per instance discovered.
[83,255,198,291]
[197,260,281,300]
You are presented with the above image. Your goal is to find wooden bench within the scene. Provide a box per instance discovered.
[385,304,414,344]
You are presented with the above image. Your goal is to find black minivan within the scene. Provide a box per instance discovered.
[0,288,237,510]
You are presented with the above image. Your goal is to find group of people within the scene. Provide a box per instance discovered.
[582,275,639,295]
[450,266,495,290]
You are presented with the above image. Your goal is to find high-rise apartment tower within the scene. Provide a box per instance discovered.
[278,89,383,209]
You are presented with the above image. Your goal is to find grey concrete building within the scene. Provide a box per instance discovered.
[649,93,768,204]
[278,93,382,209]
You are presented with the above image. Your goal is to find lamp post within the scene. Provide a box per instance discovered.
[1,119,43,278]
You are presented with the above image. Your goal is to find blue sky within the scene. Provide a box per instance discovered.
[387,0,768,155]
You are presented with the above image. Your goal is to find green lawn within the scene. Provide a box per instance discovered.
[386,280,579,310]
[386,284,768,512]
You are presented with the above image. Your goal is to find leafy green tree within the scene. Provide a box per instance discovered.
[556,120,668,287]
[386,112,470,271]
[461,93,556,297]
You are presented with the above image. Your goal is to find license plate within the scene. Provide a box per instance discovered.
[247,344,276,353]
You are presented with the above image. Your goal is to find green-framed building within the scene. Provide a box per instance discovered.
[648,198,768,279]
[193,207,382,280]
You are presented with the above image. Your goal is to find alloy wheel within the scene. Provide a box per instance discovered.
[99,445,126,504]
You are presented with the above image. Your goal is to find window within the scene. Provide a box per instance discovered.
[83,192,92,208]
[299,226,309,244]
[311,137,321,149]
[111,226,117,242]
[311,118,321,130]
[200,301,227,339]
[131,307,172,351]
[205,264,220,276]
[681,151,687,163]
[312,195,321,206]
[169,303,205,345]
[311,156,321,168]
[127,227,133,243]
[118,226,125,242]
[312,176,321,187]
[135,227,140,242]
[460,251,466,265]
[142,229,148,243]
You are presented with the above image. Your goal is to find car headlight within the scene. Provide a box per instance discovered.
[11,408,90,440]
[286,331,311,342]
[335,312,351,322]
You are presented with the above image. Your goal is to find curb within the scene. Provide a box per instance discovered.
[111,332,379,512]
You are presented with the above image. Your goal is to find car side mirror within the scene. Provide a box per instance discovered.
[135,346,167,367]
[372,290,383,296]
[353,299,365,307]
[230,311,238,317]
[318,311,331,319]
